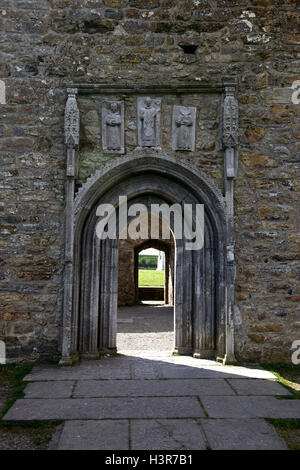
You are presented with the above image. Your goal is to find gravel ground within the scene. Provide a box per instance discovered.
[0,427,40,450]
[117,303,174,352]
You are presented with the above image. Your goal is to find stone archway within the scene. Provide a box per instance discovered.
[118,212,175,306]
[61,155,231,364]
[134,238,174,305]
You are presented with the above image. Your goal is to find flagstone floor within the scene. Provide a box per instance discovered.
[2,305,299,450]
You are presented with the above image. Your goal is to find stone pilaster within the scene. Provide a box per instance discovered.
[223,84,239,364]
[60,88,79,365]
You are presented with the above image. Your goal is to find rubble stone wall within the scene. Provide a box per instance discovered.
[0,0,299,362]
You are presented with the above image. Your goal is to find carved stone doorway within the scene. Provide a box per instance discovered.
[63,155,230,363]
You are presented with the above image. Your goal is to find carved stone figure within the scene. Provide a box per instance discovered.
[102,100,124,154]
[172,105,196,151]
[138,97,161,147]
[222,87,238,148]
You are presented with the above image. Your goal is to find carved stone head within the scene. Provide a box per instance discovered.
[110,102,118,113]
[145,97,152,108]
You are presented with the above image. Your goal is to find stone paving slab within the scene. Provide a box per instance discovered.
[55,418,287,450]
[160,366,234,379]
[3,397,204,420]
[201,396,300,418]
[201,418,287,450]
[131,363,161,380]
[131,419,207,450]
[228,379,292,396]
[23,357,277,382]
[24,366,131,381]
[57,420,129,450]
[160,364,276,380]
[73,378,234,397]
[24,381,75,398]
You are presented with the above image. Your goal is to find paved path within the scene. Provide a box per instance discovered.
[117,304,174,351]
[2,306,299,449]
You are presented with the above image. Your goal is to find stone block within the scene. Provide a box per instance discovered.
[131,419,207,450]
[201,418,287,450]
[24,381,75,398]
[228,379,292,395]
[201,396,300,418]
[3,396,205,420]
[73,378,234,397]
[58,420,129,450]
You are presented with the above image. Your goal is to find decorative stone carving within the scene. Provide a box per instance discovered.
[102,100,124,154]
[64,88,79,148]
[137,97,161,147]
[73,156,226,360]
[222,86,238,149]
[172,105,196,151]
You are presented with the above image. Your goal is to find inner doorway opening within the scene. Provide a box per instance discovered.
[117,213,175,354]
[138,247,165,304]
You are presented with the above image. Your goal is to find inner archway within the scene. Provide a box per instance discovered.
[138,246,166,303]
[117,213,175,353]
[68,155,228,363]
[136,240,174,306]
[117,213,174,307]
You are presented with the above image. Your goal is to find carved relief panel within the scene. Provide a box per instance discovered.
[172,105,196,152]
[222,87,238,149]
[102,100,124,154]
[64,88,79,148]
[137,96,161,148]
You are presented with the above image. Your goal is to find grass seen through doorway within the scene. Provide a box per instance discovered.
[139,269,164,286]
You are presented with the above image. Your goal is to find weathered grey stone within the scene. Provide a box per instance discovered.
[228,379,292,396]
[200,396,300,418]
[73,378,234,397]
[73,155,227,361]
[64,88,79,148]
[101,100,124,154]
[58,420,129,450]
[131,362,161,379]
[24,357,276,382]
[222,86,238,149]
[160,364,276,379]
[160,365,231,379]
[137,97,161,147]
[24,381,75,398]
[3,396,205,420]
[24,365,131,381]
[201,418,287,450]
[172,105,196,151]
[131,419,207,450]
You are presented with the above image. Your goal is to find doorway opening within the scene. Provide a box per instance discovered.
[137,247,165,304]
[71,155,227,363]
[117,213,175,354]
